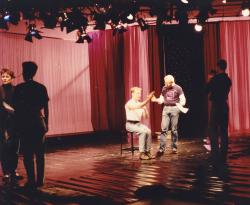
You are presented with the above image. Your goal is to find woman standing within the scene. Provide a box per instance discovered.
[0,68,22,184]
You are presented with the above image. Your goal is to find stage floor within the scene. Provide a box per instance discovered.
[0,135,250,205]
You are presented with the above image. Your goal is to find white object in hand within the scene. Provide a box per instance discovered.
[176,103,189,113]
[3,101,14,112]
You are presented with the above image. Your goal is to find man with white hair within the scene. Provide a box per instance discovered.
[125,87,155,160]
[152,75,187,156]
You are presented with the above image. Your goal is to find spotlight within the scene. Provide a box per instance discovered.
[25,24,42,42]
[181,0,189,4]
[76,29,92,43]
[112,23,127,36]
[222,0,227,4]
[59,12,76,33]
[137,18,149,31]
[242,8,250,17]
[194,23,203,32]
[241,1,250,17]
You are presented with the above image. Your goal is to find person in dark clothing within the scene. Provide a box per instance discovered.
[206,59,232,162]
[0,68,22,184]
[13,62,49,189]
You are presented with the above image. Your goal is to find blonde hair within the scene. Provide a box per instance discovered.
[164,75,175,83]
[131,87,141,94]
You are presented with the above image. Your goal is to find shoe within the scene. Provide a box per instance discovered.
[139,152,150,160]
[21,182,37,191]
[145,152,155,159]
[156,150,164,158]
[172,148,177,154]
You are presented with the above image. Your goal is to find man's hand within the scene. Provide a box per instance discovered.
[147,91,155,99]
[151,96,156,102]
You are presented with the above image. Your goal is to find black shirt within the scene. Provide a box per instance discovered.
[206,73,232,104]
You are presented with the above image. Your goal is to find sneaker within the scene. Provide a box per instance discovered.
[146,152,155,159]
[156,150,164,158]
[172,148,177,154]
[139,152,150,160]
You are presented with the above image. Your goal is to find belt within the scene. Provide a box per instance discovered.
[127,120,140,124]
[165,104,176,106]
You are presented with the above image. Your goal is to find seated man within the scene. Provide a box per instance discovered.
[125,87,154,160]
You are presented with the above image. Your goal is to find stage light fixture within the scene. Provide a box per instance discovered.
[137,18,149,31]
[194,23,203,32]
[181,0,189,4]
[25,24,42,42]
[112,23,127,36]
[222,0,227,4]
[241,1,250,16]
[76,28,92,43]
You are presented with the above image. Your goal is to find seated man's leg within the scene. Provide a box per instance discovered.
[126,122,149,160]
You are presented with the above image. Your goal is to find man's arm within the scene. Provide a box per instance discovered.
[44,102,49,131]
[151,94,164,104]
[127,91,155,110]
[179,93,186,106]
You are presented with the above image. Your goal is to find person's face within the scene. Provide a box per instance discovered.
[1,72,13,85]
[164,80,173,88]
[132,89,141,101]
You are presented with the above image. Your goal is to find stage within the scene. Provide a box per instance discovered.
[0,135,250,205]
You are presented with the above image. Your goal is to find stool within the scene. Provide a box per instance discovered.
[121,131,139,156]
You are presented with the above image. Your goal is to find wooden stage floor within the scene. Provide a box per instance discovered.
[0,135,250,205]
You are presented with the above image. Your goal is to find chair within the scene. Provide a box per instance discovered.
[121,131,139,156]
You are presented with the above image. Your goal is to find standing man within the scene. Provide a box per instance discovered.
[152,75,187,156]
[13,61,49,189]
[206,59,231,162]
[125,87,154,160]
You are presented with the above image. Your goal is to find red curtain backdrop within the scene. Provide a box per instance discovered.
[220,21,250,136]
[0,32,93,136]
[148,26,162,134]
[123,26,151,127]
[203,23,221,137]
[203,23,221,80]
[88,30,125,131]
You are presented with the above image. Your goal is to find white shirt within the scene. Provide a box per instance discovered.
[125,99,144,121]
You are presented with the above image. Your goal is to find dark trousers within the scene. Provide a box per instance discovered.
[21,132,45,185]
[209,102,229,161]
[0,137,19,176]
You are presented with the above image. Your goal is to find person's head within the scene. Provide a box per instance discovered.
[164,75,175,88]
[1,68,15,85]
[22,61,38,81]
[217,59,227,72]
[131,87,142,101]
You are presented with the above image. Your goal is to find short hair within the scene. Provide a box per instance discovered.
[0,68,15,79]
[217,59,227,70]
[164,75,175,83]
[209,69,217,76]
[131,87,141,94]
[22,61,38,79]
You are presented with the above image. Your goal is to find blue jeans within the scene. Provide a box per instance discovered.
[159,106,180,151]
[126,122,151,153]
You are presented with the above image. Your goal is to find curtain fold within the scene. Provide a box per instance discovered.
[123,26,151,127]
[220,21,250,136]
[203,22,221,137]
[88,30,125,131]
[148,26,162,135]
[0,32,93,136]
